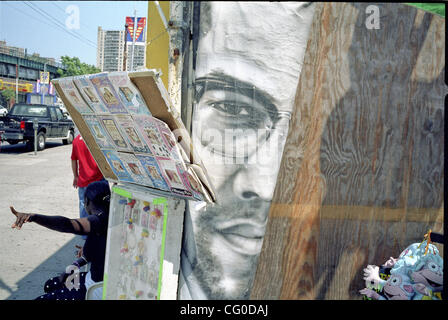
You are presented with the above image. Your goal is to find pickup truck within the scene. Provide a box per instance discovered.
[1,103,75,151]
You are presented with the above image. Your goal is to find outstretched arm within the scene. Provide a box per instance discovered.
[10,206,91,235]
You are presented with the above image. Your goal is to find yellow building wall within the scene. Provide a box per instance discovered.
[146,1,170,89]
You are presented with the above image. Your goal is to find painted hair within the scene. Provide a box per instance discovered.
[84,180,111,214]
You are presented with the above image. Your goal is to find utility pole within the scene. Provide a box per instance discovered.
[42,62,47,104]
[130,9,137,71]
[168,1,194,122]
[123,24,128,71]
[15,63,18,103]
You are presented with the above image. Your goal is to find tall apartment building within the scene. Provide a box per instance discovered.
[96,26,146,72]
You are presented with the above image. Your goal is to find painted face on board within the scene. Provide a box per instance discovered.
[411,259,443,291]
[182,2,316,299]
[382,273,415,300]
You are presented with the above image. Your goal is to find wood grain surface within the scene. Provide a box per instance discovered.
[251,2,445,300]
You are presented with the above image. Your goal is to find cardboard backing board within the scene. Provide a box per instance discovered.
[53,70,215,202]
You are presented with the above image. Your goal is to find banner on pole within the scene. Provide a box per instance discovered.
[126,17,147,43]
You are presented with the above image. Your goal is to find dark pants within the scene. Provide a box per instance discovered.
[35,272,88,300]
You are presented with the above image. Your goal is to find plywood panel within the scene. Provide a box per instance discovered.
[251,2,445,300]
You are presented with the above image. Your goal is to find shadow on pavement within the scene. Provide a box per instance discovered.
[3,236,85,300]
[0,141,64,154]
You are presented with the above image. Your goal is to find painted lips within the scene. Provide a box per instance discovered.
[215,220,266,255]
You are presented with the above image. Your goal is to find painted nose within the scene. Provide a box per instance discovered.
[232,169,275,201]
[232,156,281,202]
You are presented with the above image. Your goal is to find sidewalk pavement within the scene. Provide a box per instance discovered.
[0,141,85,300]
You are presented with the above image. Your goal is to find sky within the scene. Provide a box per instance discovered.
[0,1,149,66]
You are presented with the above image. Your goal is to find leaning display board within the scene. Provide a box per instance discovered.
[52,70,215,203]
[103,185,186,300]
[52,70,214,300]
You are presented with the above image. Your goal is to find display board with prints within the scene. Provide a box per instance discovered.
[53,71,207,202]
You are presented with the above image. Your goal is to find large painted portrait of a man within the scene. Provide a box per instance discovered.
[178,2,316,299]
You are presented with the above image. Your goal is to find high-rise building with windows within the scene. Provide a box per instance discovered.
[96,26,146,72]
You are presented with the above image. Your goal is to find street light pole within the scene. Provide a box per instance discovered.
[130,9,137,71]
[15,63,18,103]
[42,62,47,104]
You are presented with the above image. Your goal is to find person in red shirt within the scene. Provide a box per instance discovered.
[71,134,104,221]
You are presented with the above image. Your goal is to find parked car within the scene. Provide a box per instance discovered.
[57,105,72,120]
[0,105,8,117]
[1,103,75,151]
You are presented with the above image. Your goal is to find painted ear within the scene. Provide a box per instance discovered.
[403,285,414,293]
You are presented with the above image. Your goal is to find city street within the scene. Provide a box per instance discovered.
[0,140,84,300]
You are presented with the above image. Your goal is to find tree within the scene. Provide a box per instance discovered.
[57,56,101,77]
[0,88,16,107]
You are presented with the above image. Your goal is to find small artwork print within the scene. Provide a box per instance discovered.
[140,212,149,229]
[158,124,182,162]
[100,116,131,151]
[83,87,99,102]
[115,115,151,154]
[132,205,141,226]
[129,163,142,175]
[83,115,115,149]
[107,72,151,115]
[182,167,204,201]
[73,76,109,114]
[124,203,132,222]
[102,150,134,182]
[58,78,93,114]
[68,90,81,104]
[89,74,128,114]
[119,86,133,102]
[134,115,171,158]
[117,152,154,187]
[136,155,170,192]
[187,172,201,194]
[165,169,182,185]
[102,87,118,104]
[157,158,192,197]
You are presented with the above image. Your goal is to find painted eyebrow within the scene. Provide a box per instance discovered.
[194,72,279,118]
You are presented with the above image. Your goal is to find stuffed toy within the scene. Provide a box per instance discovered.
[360,268,417,300]
[360,230,443,300]
[410,252,443,300]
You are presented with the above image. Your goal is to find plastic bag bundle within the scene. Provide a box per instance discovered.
[359,230,443,300]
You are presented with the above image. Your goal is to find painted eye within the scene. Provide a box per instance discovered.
[427,262,438,272]
[389,276,401,286]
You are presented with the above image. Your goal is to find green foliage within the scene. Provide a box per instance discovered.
[57,56,101,77]
[0,88,16,102]
[406,3,445,17]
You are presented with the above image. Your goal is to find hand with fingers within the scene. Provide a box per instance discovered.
[10,206,33,230]
[75,245,83,258]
